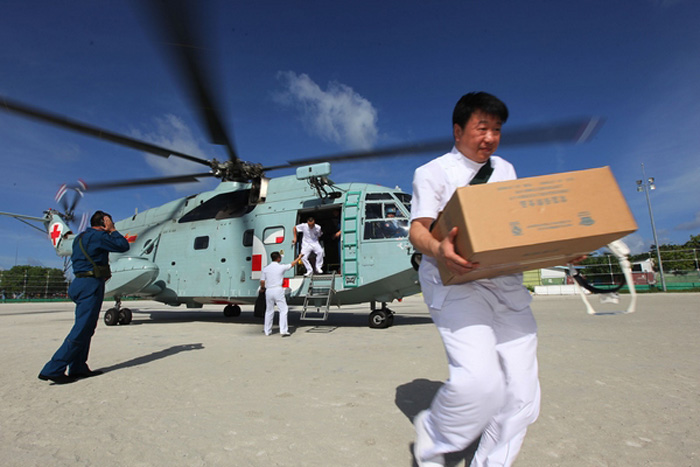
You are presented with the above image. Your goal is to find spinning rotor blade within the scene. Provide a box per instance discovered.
[142,0,239,163]
[263,117,604,171]
[499,117,604,146]
[0,96,211,166]
[69,173,215,192]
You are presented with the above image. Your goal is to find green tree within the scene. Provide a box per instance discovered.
[628,233,700,274]
[0,266,68,298]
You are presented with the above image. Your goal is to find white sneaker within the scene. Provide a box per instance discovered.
[413,410,444,467]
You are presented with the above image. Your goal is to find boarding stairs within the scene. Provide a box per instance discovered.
[301,271,336,321]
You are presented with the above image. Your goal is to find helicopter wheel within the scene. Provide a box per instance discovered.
[369,309,393,329]
[223,304,241,317]
[118,308,133,325]
[104,308,120,326]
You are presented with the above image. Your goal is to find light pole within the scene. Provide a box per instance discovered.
[636,163,667,291]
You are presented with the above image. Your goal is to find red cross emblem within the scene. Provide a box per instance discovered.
[50,223,63,247]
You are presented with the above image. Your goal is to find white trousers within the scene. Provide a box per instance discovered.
[264,287,288,335]
[300,243,324,274]
[422,284,541,466]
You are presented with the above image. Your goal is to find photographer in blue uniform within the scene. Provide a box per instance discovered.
[39,211,129,384]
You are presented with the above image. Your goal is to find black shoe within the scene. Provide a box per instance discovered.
[69,369,104,379]
[38,373,77,385]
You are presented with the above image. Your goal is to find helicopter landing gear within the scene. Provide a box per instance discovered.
[368,301,394,329]
[223,304,241,317]
[104,298,132,326]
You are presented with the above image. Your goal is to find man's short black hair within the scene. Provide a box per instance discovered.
[452,92,509,128]
[270,251,281,261]
[90,210,111,227]
[306,217,315,222]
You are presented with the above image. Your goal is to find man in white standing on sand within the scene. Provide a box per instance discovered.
[293,217,324,276]
[260,251,303,337]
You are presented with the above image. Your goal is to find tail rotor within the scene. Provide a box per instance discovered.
[55,179,88,232]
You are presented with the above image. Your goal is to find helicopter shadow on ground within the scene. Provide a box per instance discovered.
[395,378,480,467]
[97,343,204,373]
[120,308,434,328]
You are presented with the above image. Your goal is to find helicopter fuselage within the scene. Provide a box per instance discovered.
[69,173,421,310]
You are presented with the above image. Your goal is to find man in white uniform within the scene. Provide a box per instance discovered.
[409,92,540,466]
[293,217,324,276]
[260,251,302,337]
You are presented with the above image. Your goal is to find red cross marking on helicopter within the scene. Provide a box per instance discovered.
[252,254,262,272]
[50,223,62,247]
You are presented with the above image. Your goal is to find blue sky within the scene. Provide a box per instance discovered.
[1,0,699,270]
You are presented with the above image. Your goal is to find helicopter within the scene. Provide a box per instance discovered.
[0,1,602,329]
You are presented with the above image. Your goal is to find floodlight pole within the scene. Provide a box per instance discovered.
[636,163,667,292]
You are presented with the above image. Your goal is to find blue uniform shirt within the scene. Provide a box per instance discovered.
[71,228,130,275]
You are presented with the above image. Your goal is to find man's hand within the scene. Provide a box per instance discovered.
[103,216,116,233]
[438,227,478,275]
[409,220,478,275]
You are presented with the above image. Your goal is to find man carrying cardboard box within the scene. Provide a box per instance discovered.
[409,92,539,466]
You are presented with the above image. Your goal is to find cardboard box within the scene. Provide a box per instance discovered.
[431,166,637,284]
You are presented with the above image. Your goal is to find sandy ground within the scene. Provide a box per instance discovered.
[0,293,698,466]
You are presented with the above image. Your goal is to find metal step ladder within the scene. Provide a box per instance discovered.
[300,271,336,321]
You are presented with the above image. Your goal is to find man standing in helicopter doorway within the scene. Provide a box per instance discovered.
[38,211,129,385]
[292,216,325,276]
[408,92,539,466]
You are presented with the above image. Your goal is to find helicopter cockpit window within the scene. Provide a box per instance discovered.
[194,236,209,250]
[364,203,383,219]
[263,227,285,245]
[394,192,412,214]
[179,190,255,223]
[365,193,393,200]
[363,197,409,240]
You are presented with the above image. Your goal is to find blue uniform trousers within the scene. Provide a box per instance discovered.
[41,277,105,377]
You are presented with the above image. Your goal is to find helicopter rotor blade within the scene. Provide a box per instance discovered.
[263,117,604,171]
[0,96,212,167]
[55,184,69,212]
[69,172,215,192]
[141,0,239,163]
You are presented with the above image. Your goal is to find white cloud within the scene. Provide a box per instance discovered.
[275,71,378,150]
[130,115,216,192]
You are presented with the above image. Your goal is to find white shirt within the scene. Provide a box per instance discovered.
[410,148,531,311]
[411,148,516,221]
[295,223,323,247]
[260,261,293,288]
